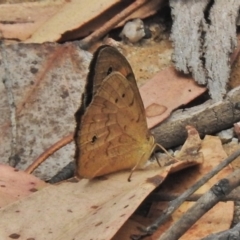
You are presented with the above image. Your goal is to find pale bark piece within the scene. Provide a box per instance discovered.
[152,85,240,148]
[170,0,210,84]
[0,157,201,240]
[205,0,240,100]
[170,0,240,101]
[140,66,206,129]
[0,42,91,179]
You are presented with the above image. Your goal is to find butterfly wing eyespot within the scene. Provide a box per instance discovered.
[91,135,97,143]
[75,46,156,179]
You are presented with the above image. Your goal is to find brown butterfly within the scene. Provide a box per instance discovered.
[74,45,158,180]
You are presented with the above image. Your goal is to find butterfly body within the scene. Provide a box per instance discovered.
[74,46,156,179]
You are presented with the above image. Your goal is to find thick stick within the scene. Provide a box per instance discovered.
[159,168,240,240]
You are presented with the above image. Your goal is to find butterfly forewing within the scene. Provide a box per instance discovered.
[89,46,134,96]
[75,45,155,179]
[76,72,154,178]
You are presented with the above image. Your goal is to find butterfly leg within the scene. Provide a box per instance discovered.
[128,143,157,182]
[128,151,151,182]
[155,143,176,161]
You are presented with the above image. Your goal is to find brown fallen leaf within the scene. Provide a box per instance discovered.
[140,66,206,128]
[1,0,118,43]
[26,0,123,43]
[0,0,166,43]
[0,161,199,240]
[0,0,66,41]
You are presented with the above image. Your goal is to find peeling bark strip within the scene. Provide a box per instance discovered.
[170,0,240,101]
[205,0,240,100]
[152,85,240,148]
[0,44,19,167]
[170,0,209,84]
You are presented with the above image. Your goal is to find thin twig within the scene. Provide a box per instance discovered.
[79,0,152,49]
[159,168,240,240]
[148,191,240,202]
[25,133,73,174]
[132,148,240,239]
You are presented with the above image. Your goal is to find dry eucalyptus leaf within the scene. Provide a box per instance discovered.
[0,42,91,179]
[0,154,201,240]
[25,0,122,43]
[140,66,206,128]
[0,0,166,43]
[0,0,66,41]
[0,0,121,43]
[0,170,171,240]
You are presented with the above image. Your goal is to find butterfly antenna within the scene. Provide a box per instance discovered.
[155,143,176,161]
[128,163,137,182]
[128,142,174,181]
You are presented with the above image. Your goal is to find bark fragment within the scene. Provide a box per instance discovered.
[170,0,240,100]
[205,0,240,100]
[170,0,209,84]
